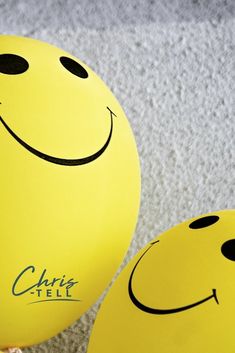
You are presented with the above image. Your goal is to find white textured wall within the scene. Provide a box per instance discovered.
[1,1,235,352]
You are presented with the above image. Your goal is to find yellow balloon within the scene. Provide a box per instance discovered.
[88,210,235,353]
[0,35,140,348]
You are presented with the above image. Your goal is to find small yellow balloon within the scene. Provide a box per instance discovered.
[0,35,140,348]
[88,210,235,353]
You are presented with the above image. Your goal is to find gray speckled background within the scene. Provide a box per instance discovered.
[0,1,235,352]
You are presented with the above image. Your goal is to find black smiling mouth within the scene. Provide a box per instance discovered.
[0,105,116,166]
[128,241,219,315]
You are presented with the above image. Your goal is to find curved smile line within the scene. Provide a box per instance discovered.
[0,105,116,166]
[128,241,219,315]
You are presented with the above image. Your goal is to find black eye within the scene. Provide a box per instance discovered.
[60,56,88,79]
[189,215,219,229]
[221,239,235,261]
[0,54,29,74]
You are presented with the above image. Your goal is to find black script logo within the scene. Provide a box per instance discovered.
[12,265,80,304]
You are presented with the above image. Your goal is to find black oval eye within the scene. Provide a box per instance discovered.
[0,54,29,74]
[60,56,88,79]
[189,215,219,229]
[221,239,235,261]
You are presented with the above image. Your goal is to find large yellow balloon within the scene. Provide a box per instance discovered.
[88,210,235,353]
[0,35,140,348]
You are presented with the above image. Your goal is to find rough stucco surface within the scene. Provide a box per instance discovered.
[0,1,235,352]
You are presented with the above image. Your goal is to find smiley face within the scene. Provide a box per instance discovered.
[0,35,133,169]
[0,52,117,165]
[0,35,140,348]
[128,241,219,315]
[128,214,235,317]
[87,210,235,353]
